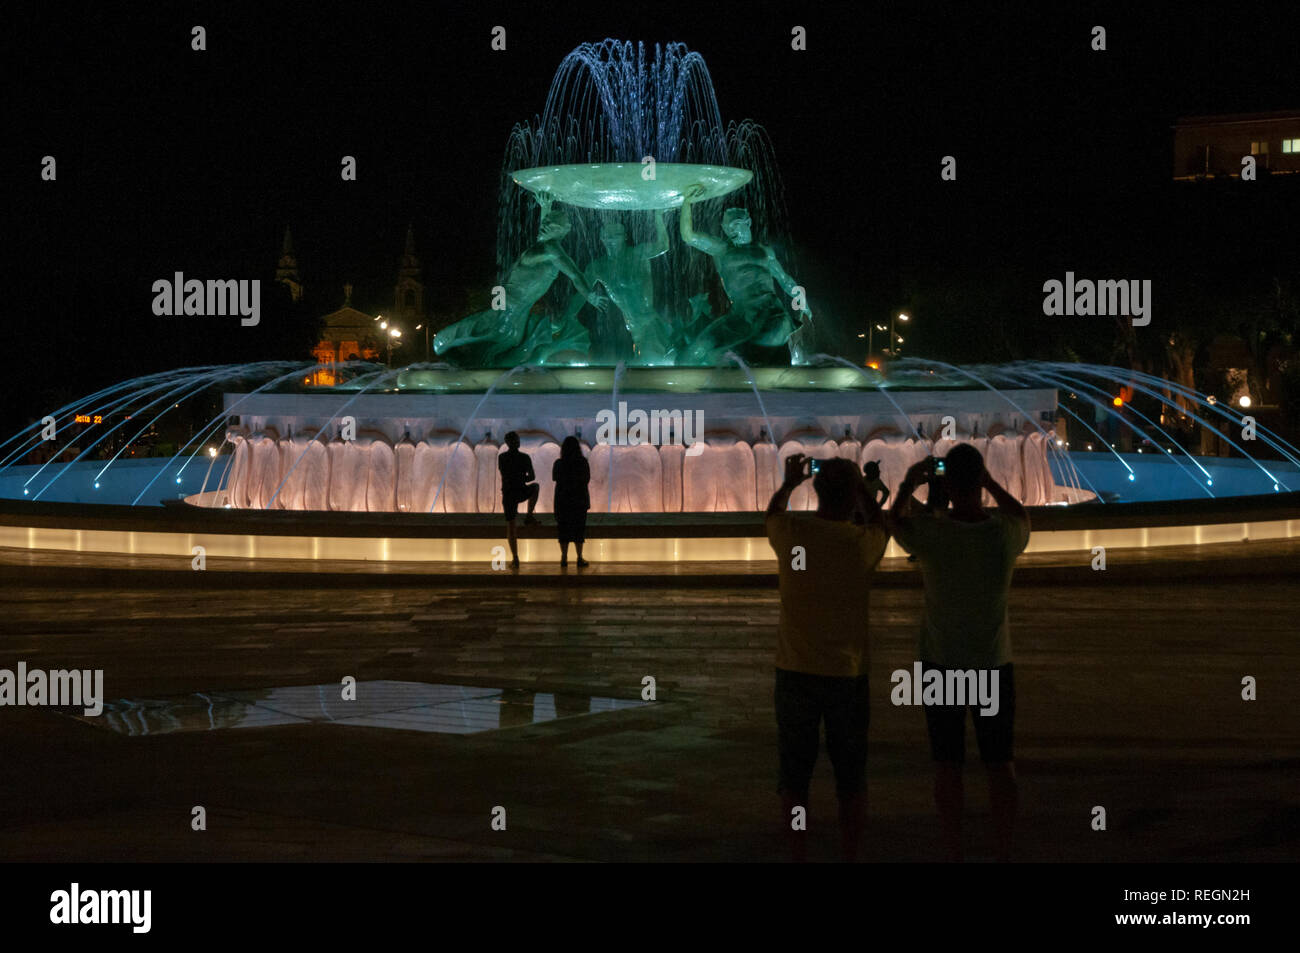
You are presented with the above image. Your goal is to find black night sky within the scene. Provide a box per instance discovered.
[8,2,1297,429]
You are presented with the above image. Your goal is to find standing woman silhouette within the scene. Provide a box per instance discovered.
[552,436,591,567]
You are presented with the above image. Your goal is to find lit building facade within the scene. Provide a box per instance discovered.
[1172,110,1300,179]
[279,225,427,385]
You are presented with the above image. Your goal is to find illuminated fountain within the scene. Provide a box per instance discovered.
[2,41,1297,562]
[6,360,1294,516]
[220,37,1063,515]
[206,363,1070,514]
[494,38,791,362]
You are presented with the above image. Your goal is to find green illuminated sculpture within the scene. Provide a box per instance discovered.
[434,204,606,366]
[438,162,810,367]
[678,184,813,365]
[561,211,673,365]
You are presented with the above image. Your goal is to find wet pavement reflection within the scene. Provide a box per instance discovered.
[69,680,650,736]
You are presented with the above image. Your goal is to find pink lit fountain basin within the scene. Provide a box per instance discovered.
[196,373,1075,514]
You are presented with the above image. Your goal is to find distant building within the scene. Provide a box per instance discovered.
[308,284,380,386]
[279,224,427,384]
[274,227,304,302]
[392,224,425,329]
[1172,110,1300,179]
[391,224,430,362]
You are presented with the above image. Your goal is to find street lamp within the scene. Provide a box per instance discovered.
[371,314,385,370]
[372,314,405,366]
[869,323,887,356]
[890,312,910,357]
[386,326,402,367]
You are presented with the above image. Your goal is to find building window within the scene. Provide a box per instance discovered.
[1282,138,1300,154]
[1250,140,1269,155]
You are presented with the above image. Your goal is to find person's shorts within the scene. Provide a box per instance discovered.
[920,661,1015,764]
[501,484,537,521]
[774,667,870,800]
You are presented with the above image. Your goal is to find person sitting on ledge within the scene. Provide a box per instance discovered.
[499,431,540,569]
[863,460,890,508]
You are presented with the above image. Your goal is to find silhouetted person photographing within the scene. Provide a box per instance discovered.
[885,444,1030,863]
[552,436,591,568]
[766,453,888,862]
[499,431,540,569]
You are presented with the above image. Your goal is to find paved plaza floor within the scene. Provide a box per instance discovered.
[0,542,1296,862]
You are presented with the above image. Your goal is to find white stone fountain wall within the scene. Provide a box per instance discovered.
[660,444,684,512]
[364,436,397,512]
[218,424,1067,512]
[300,438,331,511]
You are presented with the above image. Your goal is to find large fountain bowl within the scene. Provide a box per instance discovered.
[511,162,753,210]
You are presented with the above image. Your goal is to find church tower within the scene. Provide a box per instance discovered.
[275,226,303,302]
[393,224,424,325]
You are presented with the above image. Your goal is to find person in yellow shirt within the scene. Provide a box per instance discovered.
[765,453,889,862]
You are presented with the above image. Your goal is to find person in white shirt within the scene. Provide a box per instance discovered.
[886,443,1030,862]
